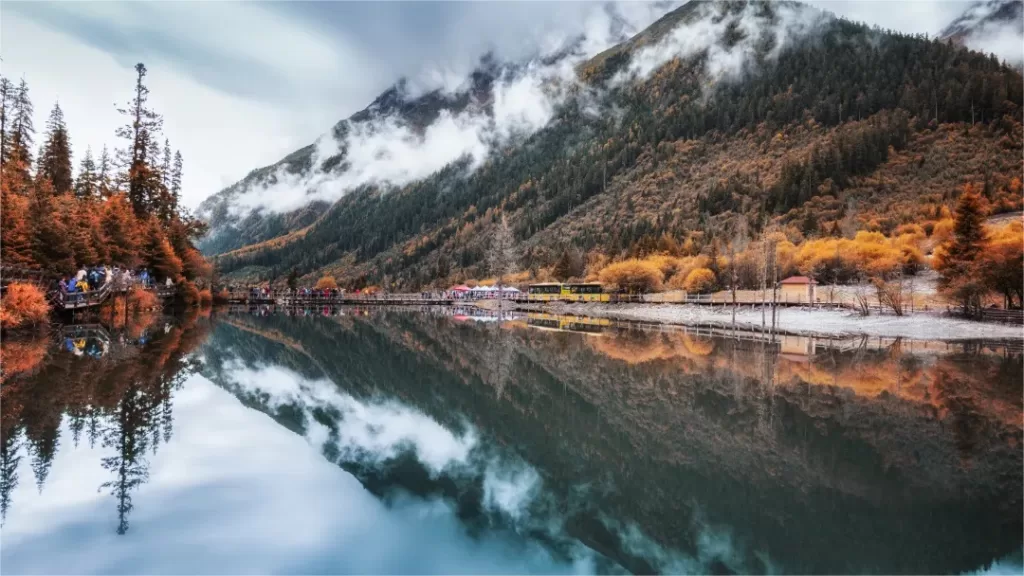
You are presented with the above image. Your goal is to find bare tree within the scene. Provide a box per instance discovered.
[852,281,872,316]
[730,219,749,325]
[487,214,517,308]
[874,274,907,316]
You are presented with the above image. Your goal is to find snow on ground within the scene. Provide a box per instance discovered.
[523,302,1024,341]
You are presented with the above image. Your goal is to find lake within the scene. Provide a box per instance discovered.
[1,307,1021,574]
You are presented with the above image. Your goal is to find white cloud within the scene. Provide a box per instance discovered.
[617,2,830,87]
[1,3,376,209]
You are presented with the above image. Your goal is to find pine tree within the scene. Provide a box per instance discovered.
[936,184,989,315]
[38,103,74,195]
[116,63,163,218]
[102,193,141,268]
[161,139,171,189]
[97,145,113,198]
[142,216,182,280]
[29,179,75,275]
[170,150,182,213]
[8,79,34,178]
[74,147,99,199]
[0,159,34,268]
[0,77,14,168]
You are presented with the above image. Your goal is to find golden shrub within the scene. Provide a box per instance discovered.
[598,259,664,293]
[0,283,49,330]
[681,268,716,293]
[315,276,338,290]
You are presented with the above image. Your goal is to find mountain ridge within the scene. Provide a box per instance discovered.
[199,0,1023,289]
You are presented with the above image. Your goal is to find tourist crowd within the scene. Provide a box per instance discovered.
[58,266,174,300]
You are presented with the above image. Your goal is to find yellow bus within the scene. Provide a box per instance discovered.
[526,312,611,334]
[527,282,609,302]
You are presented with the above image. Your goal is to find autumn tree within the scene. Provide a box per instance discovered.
[598,260,663,293]
[682,267,716,293]
[936,185,989,315]
[315,276,338,290]
[141,217,183,280]
[979,221,1024,308]
[37,103,73,195]
[102,194,141,268]
[0,151,34,268]
[116,63,163,218]
[28,178,75,275]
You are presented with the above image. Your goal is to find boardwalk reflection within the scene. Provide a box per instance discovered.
[0,312,211,532]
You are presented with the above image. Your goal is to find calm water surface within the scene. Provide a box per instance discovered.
[1,307,1021,574]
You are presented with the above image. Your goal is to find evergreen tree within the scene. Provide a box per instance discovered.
[937,184,989,315]
[37,103,74,195]
[170,150,183,213]
[0,427,21,524]
[161,139,172,189]
[142,216,183,280]
[8,79,34,179]
[100,381,152,535]
[0,77,14,168]
[116,63,163,218]
[29,178,76,274]
[74,147,99,199]
[97,144,113,198]
[0,150,35,268]
[102,193,142,268]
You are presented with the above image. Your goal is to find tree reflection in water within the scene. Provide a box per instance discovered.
[0,311,211,532]
[203,307,1022,575]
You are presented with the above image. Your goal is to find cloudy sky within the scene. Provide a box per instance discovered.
[1,1,975,209]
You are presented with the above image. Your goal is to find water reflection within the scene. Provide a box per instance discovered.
[1,313,209,532]
[1,307,1021,574]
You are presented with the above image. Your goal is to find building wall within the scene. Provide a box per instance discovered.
[780,284,814,303]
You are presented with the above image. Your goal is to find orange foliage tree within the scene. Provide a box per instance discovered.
[0,283,50,330]
[315,276,339,290]
[598,259,664,293]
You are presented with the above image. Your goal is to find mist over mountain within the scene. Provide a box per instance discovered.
[199,0,1023,289]
[939,0,1023,66]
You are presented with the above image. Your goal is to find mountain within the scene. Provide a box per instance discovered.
[198,0,1023,289]
[940,1,1023,66]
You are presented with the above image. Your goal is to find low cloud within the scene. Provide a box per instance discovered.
[617,2,828,86]
[222,1,832,219]
[222,2,684,218]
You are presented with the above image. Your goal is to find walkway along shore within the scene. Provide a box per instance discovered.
[493,300,1024,341]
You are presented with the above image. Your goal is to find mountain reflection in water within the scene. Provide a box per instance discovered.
[1,307,1021,574]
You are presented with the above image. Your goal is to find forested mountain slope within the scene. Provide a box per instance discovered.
[200,1,1023,289]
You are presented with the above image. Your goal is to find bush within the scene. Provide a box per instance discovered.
[682,268,717,293]
[0,283,50,330]
[598,260,664,293]
[315,275,338,290]
[198,288,213,306]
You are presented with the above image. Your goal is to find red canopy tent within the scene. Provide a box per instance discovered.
[451,285,471,292]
